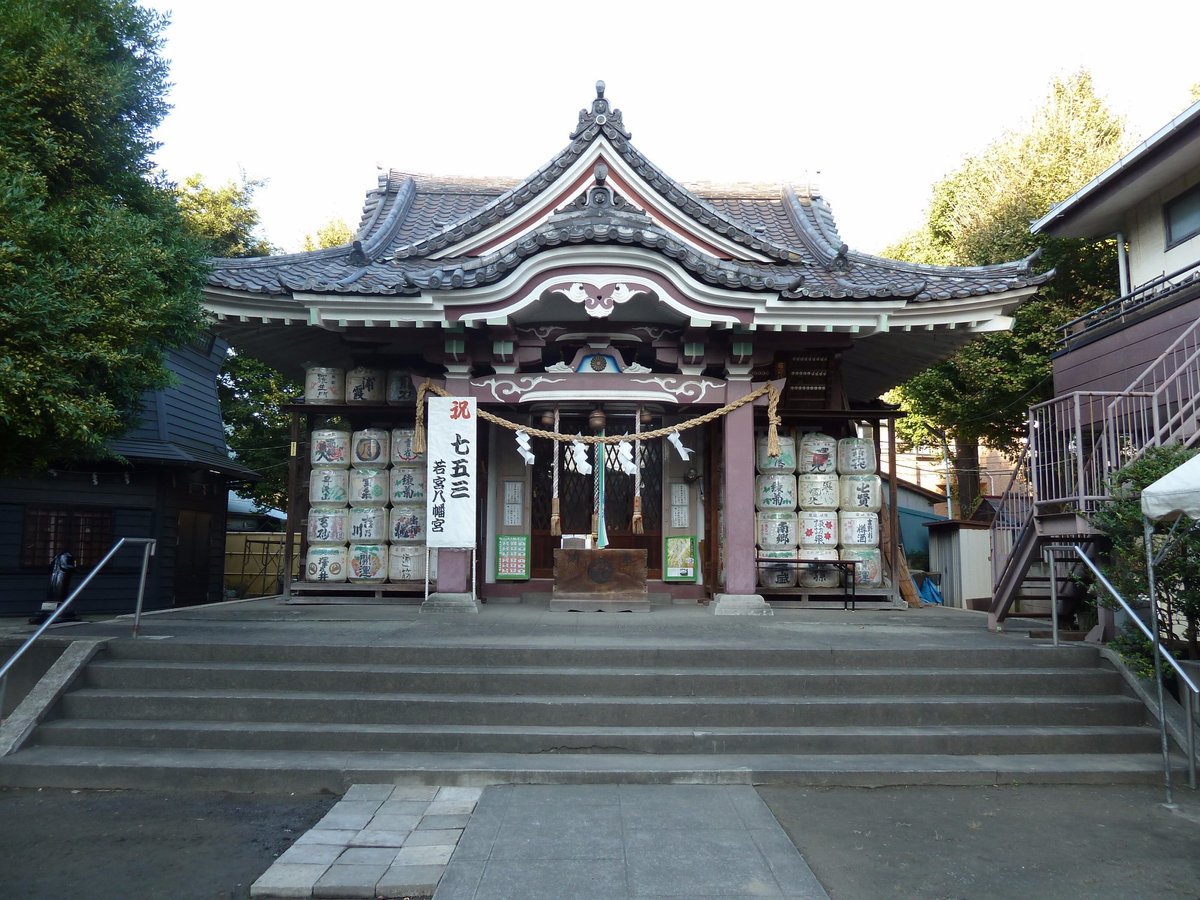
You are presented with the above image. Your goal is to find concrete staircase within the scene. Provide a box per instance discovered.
[0,640,1170,791]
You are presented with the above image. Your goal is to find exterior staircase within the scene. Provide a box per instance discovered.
[989,312,1200,628]
[0,638,1171,791]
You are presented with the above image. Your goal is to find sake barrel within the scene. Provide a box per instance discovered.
[756,510,799,549]
[797,510,838,548]
[797,547,842,588]
[755,435,797,474]
[755,473,797,510]
[347,543,387,583]
[796,473,839,510]
[347,506,388,542]
[303,366,344,404]
[388,543,427,582]
[841,547,883,587]
[390,464,426,504]
[387,370,416,405]
[310,429,350,469]
[306,507,347,544]
[350,428,389,467]
[308,467,349,506]
[757,550,797,588]
[347,468,388,506]
[345,366,385,403]
[390,505,426,543]
[839,474,882,512]
[798,432,838,474]
[837,437,877,474]
[305,545,347,583]
[390,428,424,464]
[838,511,880,547]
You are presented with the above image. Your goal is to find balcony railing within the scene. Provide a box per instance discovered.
[1057,260,1200,347]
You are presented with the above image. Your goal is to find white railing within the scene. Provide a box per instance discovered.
[990,445,1034,589]
[992,314,1200,591]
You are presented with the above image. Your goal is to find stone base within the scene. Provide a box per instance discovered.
[710,593,774,616]
[421,592,480,614]
[549,596,651,613]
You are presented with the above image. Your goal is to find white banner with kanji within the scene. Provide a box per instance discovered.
[426,397,477,548]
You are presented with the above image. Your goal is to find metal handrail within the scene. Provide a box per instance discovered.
[1053,544,1197,804]
[0,538,157,693]
[1057,260,1200,344]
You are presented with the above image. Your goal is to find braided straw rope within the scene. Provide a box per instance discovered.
[413,380,782,457]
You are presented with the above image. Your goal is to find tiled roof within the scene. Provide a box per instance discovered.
[208,83,1051,302]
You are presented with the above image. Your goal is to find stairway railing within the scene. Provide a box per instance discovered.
[990,444,1034,590]
[991,314,1200,593]
[0,538,156,713]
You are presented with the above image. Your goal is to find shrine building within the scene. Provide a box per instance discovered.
[203,83,1049,613]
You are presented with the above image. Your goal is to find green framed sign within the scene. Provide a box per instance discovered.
[495,533,530,580]
[663,535,698,582]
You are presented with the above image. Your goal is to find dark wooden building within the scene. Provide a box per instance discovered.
[0,337,255,617]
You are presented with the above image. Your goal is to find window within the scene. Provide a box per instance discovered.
[1165,183,1200,248]
[21,507,114,569]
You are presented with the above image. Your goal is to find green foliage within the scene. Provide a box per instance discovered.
[1107,622,1160,681]
[0,0,207,473]
[301,217,354,251]
[173,173,298,509]
[884,71,1127,510]
[1090,444,1200,659]
[217,353,299,510]
[175,173,275,257]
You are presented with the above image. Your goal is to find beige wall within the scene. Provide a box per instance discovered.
[1126,170,1200,288]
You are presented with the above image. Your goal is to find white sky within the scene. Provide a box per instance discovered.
[143,0,1199,254]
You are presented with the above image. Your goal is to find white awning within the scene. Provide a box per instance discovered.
[1140,452,1200,522]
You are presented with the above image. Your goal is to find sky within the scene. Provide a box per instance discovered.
[142,0,1200,255]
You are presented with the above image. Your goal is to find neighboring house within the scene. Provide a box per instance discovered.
[990,98,1200,629]
[0,337,256,617]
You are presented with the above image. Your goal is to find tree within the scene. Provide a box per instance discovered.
[884,71,1126,512]
[1089,444,1200,659]
[302,217,354,251]
[175,173,275,257]
[0,0,207,473]
[174,174,298,509]
[217,354,298,510]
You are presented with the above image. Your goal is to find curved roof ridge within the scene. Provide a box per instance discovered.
[358,175,416,256]
[209,243,351,269]
[781,187,845,267]
[849,247,1043,279]
[388,84,811,265]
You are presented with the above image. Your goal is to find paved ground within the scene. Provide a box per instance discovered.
[2,782,1197,899]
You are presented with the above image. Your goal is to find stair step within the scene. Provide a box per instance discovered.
[57,689,1148,727]
[32,719,1161,756]
[82,660,1124,696]
[0,746,1177,792]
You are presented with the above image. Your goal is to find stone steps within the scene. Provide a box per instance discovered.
[0,639,1173,790]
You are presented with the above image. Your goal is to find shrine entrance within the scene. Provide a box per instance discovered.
[529,412,664,579]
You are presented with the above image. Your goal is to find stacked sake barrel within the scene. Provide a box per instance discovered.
[754,434,800,588]
[304,426,432,585]
[754,431,885,591]
[306,427,352,583]
[794,433,842,589]
[835,435,884,588]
